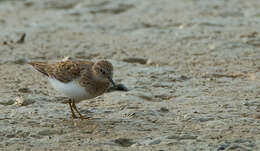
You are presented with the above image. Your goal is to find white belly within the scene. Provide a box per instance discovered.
[48,78,89,101]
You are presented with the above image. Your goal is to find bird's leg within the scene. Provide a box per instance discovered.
[72,100,90,120]
[68,99,78,119]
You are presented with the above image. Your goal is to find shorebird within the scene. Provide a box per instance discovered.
[29,60,116,120]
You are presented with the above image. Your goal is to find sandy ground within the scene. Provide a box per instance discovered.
[0,0,260,150]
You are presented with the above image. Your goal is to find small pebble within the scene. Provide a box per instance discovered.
[18,88,31,93]
[217,144,229,150]
[115,84,128,91]
[14,96,34,106]
[122,57,147,64]
[114,138,135,147]
[159,107,169,113]
[16,33,26,44]
[107,83,128,92]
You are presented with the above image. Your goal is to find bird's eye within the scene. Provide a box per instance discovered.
[100,69,105,74]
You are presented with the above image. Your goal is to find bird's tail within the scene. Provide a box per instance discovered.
[28,62,50,77]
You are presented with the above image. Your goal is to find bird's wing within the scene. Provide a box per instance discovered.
[29,60,94,83]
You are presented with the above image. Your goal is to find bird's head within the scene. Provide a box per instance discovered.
[93,60,115,87]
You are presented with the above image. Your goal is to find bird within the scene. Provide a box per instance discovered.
[29,60,116,120]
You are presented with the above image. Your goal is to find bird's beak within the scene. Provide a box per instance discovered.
[108,76,116,87]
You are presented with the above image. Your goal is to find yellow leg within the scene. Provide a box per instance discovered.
[72,100,90,120]
[68,99,78,119]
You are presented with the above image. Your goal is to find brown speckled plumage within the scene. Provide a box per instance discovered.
[29,60,115,119]
[29,61,94,83]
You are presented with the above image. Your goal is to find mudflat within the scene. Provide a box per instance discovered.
[0,0,259,150]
